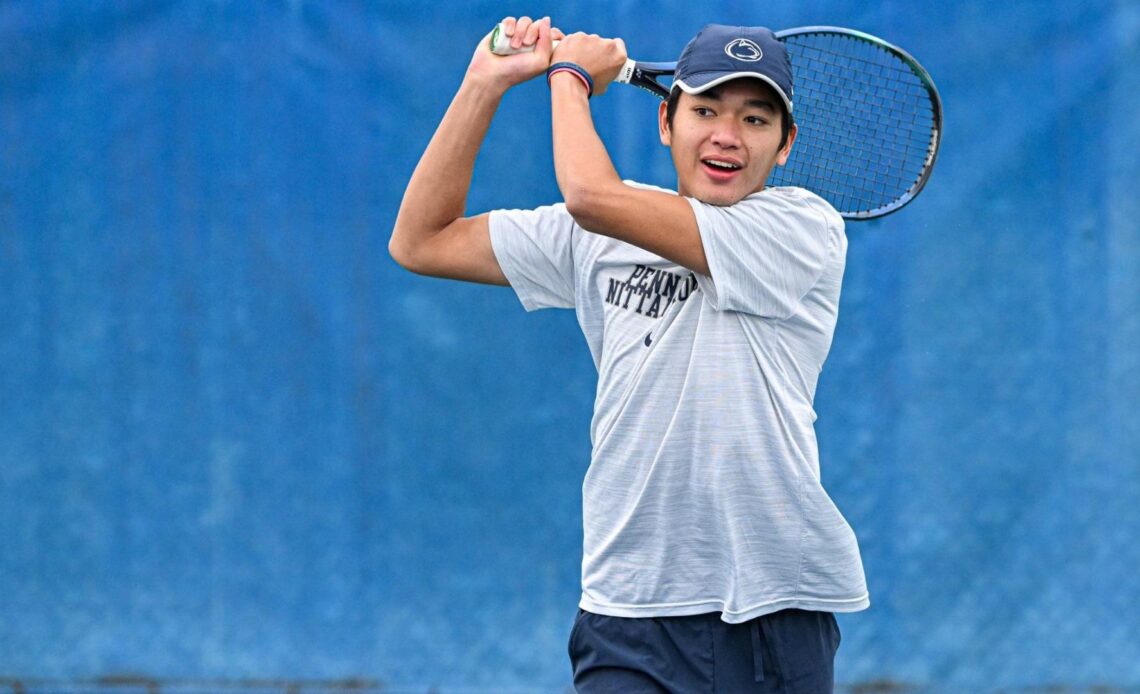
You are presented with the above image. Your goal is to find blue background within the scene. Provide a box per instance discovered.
[2,0,1139,691]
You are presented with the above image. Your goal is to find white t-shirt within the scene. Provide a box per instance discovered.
[489,182,869,623]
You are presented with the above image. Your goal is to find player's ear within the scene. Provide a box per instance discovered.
[658,100,672,146]
[777,122,797,166]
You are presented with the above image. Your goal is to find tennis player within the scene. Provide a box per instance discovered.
[391,16,868,692]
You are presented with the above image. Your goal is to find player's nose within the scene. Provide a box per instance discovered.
[709,119,742,148]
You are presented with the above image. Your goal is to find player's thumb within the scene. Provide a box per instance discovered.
[535,16,554,56]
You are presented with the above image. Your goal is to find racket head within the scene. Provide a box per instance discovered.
[769,26,943,219]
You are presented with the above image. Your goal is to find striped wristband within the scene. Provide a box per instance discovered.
[546,62,594,98]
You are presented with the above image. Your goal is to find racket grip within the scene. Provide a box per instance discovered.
[489,22,559,54]
[488,23,636,85]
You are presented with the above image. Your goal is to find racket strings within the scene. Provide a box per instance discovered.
[769,33,939,216]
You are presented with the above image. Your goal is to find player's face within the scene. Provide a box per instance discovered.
[659,79,796,206]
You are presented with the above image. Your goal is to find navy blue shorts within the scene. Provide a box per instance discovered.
[568,608,841,693]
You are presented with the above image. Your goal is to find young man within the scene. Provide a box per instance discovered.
[392,16,868,693]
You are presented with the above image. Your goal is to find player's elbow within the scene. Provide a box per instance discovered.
[388,233,408,268]
[561,180,591,217]
[562,184,609,233]
[388,231,424,274]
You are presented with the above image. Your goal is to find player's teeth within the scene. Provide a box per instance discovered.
[704,160,739,169]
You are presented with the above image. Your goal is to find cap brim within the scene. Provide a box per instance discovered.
[674,72,793,114]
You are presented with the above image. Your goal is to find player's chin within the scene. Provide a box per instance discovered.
[690,186,752,207]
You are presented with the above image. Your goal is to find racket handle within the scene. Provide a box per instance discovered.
[488,23,552,55]
[488,23,636,85]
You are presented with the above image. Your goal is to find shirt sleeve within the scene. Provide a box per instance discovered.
[688,187,842,318]
[488,203,578,311]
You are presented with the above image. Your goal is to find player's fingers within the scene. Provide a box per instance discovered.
[553,31,585,56]
[567,31,588,48]
[501,16,516,39]
[551,26,566,41]
[611,37,628,72]
[512,16,533,49]
[522,16,545,49]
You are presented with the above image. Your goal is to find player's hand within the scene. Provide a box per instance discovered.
[466,16,565,92]
[551,33,627,96]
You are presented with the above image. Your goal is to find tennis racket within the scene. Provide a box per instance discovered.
[490,25,943,220]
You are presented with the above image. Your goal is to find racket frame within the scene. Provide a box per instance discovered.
[772,26,943,219]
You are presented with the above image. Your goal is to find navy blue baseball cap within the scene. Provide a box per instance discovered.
[673,24,794,114]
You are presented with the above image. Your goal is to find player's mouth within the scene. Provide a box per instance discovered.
[701,157,743,181]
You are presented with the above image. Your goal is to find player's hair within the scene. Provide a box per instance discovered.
[665,83,794,150]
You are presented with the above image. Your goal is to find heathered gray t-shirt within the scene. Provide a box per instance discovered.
[489,183,869,623]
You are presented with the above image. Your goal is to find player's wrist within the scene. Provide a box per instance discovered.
[454,73,516,115]
[461,65,516,97]
[547,62,594,98]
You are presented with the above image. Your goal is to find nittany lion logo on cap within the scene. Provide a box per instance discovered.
[724,38,763,62]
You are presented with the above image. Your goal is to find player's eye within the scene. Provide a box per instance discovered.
[745,115,769,126]
[693,107,715,117]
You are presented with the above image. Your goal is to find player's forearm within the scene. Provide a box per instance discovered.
[390,76,505,263]
[550,76,709,274]
[549,76,626,230]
